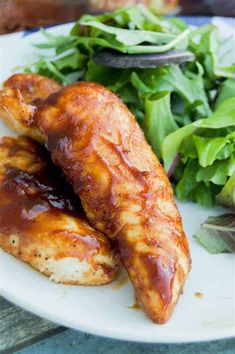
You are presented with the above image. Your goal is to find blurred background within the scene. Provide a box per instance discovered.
[0,0,235,34]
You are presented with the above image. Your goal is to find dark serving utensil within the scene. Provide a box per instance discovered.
[93,50,195,69]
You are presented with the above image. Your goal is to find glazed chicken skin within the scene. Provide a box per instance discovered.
[0,136,118,284]
[33,82,191,323]
[4,73,62,104]
[0,74,61,143]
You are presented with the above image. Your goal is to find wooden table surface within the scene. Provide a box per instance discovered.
[1,296,235,354]
[0,297,65,353]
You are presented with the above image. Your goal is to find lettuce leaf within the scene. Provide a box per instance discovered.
[195,214,235,253]
[78,19,176,46]
[163,97,235,172]
[215,78,235,108]
[71,4,191,54]
[175,159,216,206]
[72,4,185,34]
[196,155,235,185]
[193,135,234,167]
[216,173,235,210]
[143,91,178,158]
[163,98,235,207]
[189,24,235,79]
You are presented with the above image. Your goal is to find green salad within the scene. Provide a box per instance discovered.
[24,5,235,215]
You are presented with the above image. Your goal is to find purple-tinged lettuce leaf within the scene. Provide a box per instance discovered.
[195,214,235,254]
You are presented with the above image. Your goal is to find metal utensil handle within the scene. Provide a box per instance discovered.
[93,50,195,69]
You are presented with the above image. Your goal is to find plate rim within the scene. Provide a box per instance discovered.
[1,286,235,343]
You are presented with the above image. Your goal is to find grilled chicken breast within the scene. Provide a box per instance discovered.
[0,136,118,284]
[0,74,191,323]
[34,82,191,323]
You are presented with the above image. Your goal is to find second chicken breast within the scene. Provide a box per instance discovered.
[0,136,118,284]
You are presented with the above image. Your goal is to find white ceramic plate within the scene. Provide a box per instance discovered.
[0,20,235,343]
